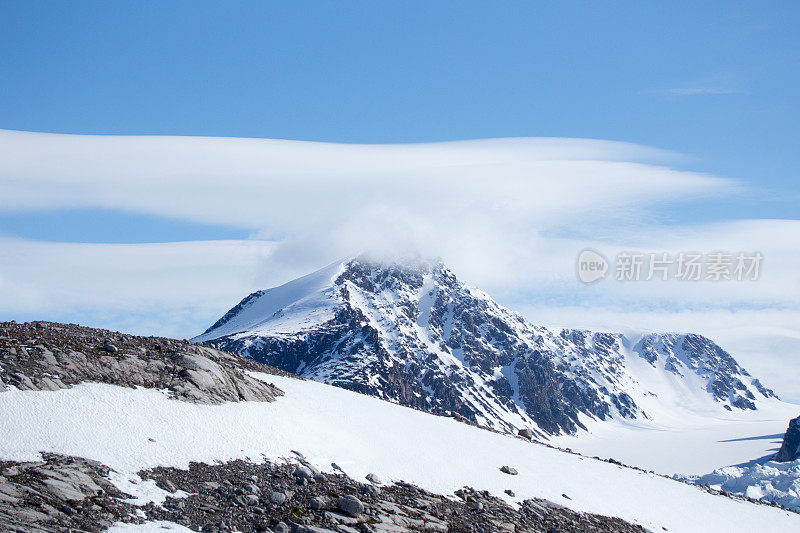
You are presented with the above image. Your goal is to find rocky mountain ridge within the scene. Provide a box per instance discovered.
[198,255,778,436]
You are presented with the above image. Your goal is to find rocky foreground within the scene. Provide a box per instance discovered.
[0,452,647,533]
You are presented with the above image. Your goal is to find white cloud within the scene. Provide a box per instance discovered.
[0,131,797,398]
[0,238,281,338]
[0,130,724,233]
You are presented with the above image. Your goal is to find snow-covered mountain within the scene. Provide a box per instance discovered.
[195,255,778,437]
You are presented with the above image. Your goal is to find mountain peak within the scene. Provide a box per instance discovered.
[197,258,779,436]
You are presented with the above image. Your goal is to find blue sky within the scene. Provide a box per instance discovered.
[1,1,798,243]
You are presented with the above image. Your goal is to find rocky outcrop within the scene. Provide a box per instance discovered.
[0,454,136,532]
[776,416,800,462]
[0,321,285,405]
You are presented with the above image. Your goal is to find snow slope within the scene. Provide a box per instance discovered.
[194,260,345,341]
[550,404,797,475]
[1,375,798,532]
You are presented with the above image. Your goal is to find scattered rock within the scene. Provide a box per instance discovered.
[0,454,650,533]
[365,473,381,484]
[500,466,518,475]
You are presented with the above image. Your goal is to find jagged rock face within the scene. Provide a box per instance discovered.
[632,333,775,410]
[199,256,777,436]
[775,416,800,462]
[0,321,285,405]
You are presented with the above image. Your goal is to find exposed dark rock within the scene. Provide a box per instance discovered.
[518,428,534,439]
[776,415,800,462]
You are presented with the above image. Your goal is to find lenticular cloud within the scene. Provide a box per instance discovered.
[0,130,729,240]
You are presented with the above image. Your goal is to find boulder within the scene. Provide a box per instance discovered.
[269,491,287,505]
[518,428,534,440]
[360,484,380,498]
[500,466,518,475]
[337,494,364,517]
[102,341,118,354]
[293,466,314,479]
